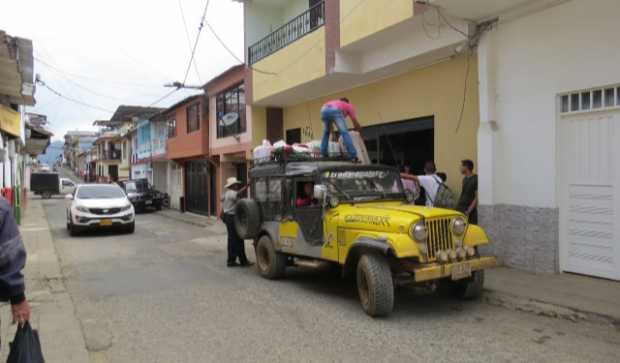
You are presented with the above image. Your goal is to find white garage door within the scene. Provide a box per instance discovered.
[560,108,620,280]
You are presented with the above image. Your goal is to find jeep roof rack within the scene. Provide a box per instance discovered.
[250,151,352,169]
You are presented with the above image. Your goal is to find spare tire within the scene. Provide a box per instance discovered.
[234,199,262,239]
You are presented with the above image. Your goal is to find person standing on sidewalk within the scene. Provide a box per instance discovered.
[456,159,478,224]
[221,177,252,268]
[320,98,362,160]
[0,197,30,326]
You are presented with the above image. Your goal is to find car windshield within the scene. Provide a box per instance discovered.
[125,181,149,193]
[321,169,405,201]
[76,185,126,199]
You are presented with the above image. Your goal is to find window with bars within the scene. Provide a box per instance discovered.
[560,85,620,114]
[186,103,200,133]
[216,83,246,138]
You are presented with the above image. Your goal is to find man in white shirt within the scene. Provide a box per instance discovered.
[401,161,441,207]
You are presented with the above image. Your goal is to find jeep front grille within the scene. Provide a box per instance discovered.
[425,218,454,260]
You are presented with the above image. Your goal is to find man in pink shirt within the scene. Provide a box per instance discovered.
[320,98,362,160]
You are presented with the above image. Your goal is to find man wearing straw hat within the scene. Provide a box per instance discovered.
[221,177,252,267]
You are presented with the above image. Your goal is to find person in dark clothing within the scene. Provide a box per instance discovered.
[457,159,478,224]
[220,177,252,267]
[0,197,30,326]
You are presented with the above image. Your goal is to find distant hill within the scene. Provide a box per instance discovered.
[37,140,63,165]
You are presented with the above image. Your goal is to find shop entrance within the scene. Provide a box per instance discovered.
[185,160,211,216]
[361,116,434,174]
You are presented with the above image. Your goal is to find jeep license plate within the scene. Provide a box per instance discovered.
[451,262,472,280]
[100,219,113,226]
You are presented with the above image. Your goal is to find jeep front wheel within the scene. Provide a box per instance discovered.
[451,270,485,300]
[356,254,394,317]
[255,235,287,280]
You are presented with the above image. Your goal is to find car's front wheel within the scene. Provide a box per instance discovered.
[356,254,394,317]
[69,222,80,237]
[124,222,135,234]
[255,235,287,279]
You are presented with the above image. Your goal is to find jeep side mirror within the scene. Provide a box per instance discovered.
[313,185,326,200]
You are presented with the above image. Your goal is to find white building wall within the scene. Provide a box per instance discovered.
[477,0,620,272]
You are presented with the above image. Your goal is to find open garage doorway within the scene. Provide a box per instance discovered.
[361,116,434,174]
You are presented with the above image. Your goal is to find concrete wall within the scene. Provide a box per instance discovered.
[166,98,209,160]
[477,0,620,272]
[252,27,326,102]
[340,0,414,48]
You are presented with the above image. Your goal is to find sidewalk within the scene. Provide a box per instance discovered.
[0,198,89,362]
[485,266,620,323]
[157,208,225,231]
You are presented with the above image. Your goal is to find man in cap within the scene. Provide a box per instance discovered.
[221,177,252,267]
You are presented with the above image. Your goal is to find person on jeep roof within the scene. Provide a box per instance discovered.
[320,98,362,160]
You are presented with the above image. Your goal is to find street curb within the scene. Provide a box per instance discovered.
[156,210,213,228]
[484,289,619,326]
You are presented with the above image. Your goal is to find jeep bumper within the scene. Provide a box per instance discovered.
[401,256,497,282]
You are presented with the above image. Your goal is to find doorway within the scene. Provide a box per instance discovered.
[185,160,211,216]
[559,109,620,280]
[361,116,434,173]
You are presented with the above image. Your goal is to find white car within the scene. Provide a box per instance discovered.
[66,184,135,236]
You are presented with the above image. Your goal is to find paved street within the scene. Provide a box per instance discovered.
[30,197,619,363]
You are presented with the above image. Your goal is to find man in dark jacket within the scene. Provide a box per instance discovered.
[0,197,30,325]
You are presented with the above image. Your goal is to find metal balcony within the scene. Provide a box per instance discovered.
[248,1,325,65]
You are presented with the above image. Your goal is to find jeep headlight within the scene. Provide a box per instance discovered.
[409,221,427,241]
[452,217,466,236]
[75,206,89,213]
[120,204,132,212]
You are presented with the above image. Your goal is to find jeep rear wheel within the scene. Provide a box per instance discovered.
[255,235,286,279]
[356,254,394,317]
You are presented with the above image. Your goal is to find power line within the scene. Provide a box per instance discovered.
[454,49,471,133]
[177,0,202,82]
[33,56,161,89]
[182,0,210,84]
[205,21,275,76]
[148,88,179,107]
[35,77,114,113]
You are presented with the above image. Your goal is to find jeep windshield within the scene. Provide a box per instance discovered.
[321,169,405,202]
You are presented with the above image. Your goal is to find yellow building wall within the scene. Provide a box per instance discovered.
[252,28,326,103]
[251,106,267,147]
[282,54,479,194]
[340,0,414,48]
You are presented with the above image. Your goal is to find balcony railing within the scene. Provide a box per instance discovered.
[248,1,325,65]
[100,149,121,161]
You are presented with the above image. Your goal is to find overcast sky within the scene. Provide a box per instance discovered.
[1,0,244,141]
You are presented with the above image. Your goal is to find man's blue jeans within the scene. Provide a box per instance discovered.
[320,106,357,158]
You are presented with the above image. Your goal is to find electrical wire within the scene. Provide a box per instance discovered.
[454,49,471,133]
[33,56,160,89]
[177,0,202,82]
[147,88,179,107]
[36,78,114,113]
[182,0,210,84]
[205,21,276,76]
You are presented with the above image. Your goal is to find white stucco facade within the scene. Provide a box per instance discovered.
[476,0,620,274]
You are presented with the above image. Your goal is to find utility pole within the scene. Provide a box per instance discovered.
[164,81,203,90]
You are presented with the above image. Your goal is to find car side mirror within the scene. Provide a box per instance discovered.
[313,185,326,200]
[65,194,73,200]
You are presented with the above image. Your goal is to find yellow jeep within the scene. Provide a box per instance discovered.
[235,159,496,317]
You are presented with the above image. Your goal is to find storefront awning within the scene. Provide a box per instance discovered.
[0,104,21,137]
